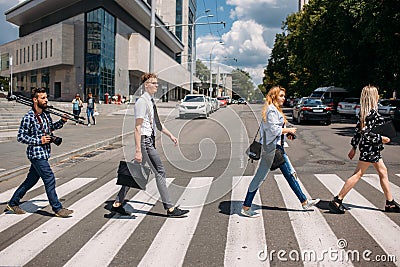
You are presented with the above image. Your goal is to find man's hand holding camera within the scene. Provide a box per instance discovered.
[41,135,52,144]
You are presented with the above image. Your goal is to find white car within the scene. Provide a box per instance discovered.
[179,94,209,119]
[337,98,360,117]
[378,99,400,116]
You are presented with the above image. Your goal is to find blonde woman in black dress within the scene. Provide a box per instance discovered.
[329,85,399,214]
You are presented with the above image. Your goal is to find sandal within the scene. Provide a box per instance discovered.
[328,196,345,214]
[385,199,400,213]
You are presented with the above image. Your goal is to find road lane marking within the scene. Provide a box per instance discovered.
[362,174,400,201]
[138,177,213,267]
[64,178,175,267]
[0,179,119,266]
[0,178,96,233]
[224,176,268,267]
[275,174,353,266]
[315,174,400,262]
[0,178,59,203]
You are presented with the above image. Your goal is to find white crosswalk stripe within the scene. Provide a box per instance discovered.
[362,174,400,201]
[138,177,213,267]
[0,179,119,266]
[0,178,59,203]
[64,178,175,267]
[0,173,399,266]
[0,178,96,233]
[315,174,400,264]
[275,174,354,266]
[224,176,268,267]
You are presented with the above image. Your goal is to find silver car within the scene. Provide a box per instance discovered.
[378,99,400,116]
[337,98,360,117]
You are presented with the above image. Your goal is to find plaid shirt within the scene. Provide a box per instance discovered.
[17,109,65,159]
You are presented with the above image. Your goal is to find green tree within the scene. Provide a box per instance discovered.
[195,60,210,82]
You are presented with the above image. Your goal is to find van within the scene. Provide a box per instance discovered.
[310,86,348,111]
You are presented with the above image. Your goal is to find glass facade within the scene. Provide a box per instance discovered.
[85,8,115,100]
[175,0,183,40]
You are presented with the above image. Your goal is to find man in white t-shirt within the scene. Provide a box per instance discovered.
[111,73,189,217]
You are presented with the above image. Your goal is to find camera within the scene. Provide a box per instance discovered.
[49,135,62,146]
[287,132,297,139]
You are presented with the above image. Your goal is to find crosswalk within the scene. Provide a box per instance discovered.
[0,173,399,266]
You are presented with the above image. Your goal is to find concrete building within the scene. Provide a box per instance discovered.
[299,0,310,11]
[0,0,195,102]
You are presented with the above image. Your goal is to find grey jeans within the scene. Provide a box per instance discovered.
[115,135,173,209]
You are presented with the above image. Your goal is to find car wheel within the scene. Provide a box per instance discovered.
[325,120,331,125]
[179,114,185,119]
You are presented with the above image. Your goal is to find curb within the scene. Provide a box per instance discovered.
[0,130,134,182]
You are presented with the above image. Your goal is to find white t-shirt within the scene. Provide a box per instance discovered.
[134,92,155,136]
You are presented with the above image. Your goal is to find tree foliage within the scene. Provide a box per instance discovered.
[264,0,400,97]
[195,59,210,83]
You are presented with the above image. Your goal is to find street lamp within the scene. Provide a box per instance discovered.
[190,11,213,94]
[209,41,224,97]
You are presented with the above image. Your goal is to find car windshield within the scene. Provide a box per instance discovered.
[184,96,205,102]
[310,92,324,98]
[303,99,323,106]
[388,100,400,107]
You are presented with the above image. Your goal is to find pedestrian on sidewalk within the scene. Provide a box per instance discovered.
[5,87,73,218]
[86,92,96,126]
[329,85,400,214]
[111,73,189,217]
[71,93,83,124]
[241,86,320,217]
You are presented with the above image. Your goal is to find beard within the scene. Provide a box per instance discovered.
[37,101,48,110]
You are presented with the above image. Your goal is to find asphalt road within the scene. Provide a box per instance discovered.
[0,104,399,266]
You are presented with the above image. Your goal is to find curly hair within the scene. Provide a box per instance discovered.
[141,72,158,83]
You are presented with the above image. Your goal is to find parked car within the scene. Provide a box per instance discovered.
[378,99,400,116]
[205,96,213,114]
[211,98,220,112]
[217,97,228,108]
[292,97,332,125]
[179,94,210,119]
[237,98,247,105]
[337,98,360,117]
[310,86,348,111]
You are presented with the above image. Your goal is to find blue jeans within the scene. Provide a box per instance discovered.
[243,145,307,207]
[87,108,95,124]
[9,158,62,212]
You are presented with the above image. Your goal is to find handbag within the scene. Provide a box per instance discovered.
[116,160,151,190]
[371,120,397,139]
[246,125,262,161]
[270,132,285,171]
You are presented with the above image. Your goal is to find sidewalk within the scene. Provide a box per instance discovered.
[0,101,178,181]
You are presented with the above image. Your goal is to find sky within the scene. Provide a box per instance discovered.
[0,0,299,85]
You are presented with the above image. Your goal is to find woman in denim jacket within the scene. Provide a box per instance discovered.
[241,86,320,217]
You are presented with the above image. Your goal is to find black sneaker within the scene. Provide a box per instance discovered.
[385,200,400,213]
[167,207,189,217]
[111,205,130,216]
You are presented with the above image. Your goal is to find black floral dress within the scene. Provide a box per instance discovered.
[351,109,386,163]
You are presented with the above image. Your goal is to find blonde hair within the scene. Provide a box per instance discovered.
[261,86,287,123]
[359,85,379,129]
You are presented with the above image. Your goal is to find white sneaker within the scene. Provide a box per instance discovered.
[302,198,320,210]
[241,208,261,218]
[87,123,91,127]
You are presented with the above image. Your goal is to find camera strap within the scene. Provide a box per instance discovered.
[34,112,50,135]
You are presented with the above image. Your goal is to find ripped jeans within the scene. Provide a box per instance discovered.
[243,145,307,207]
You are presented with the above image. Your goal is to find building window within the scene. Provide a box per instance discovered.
[45,41,47,58]
[27,46,30,62]
[16,50,18,65]
[40,42,43,59]
[50,39,52,57]
[32,45,34,61]
[23,47,26,63]
[31,75,37,83]
[36,43,38,60]
[85,8,116,101]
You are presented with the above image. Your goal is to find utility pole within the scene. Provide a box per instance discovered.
[149,0,156,73]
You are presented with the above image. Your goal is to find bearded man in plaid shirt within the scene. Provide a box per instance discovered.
[5,88,73,218]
